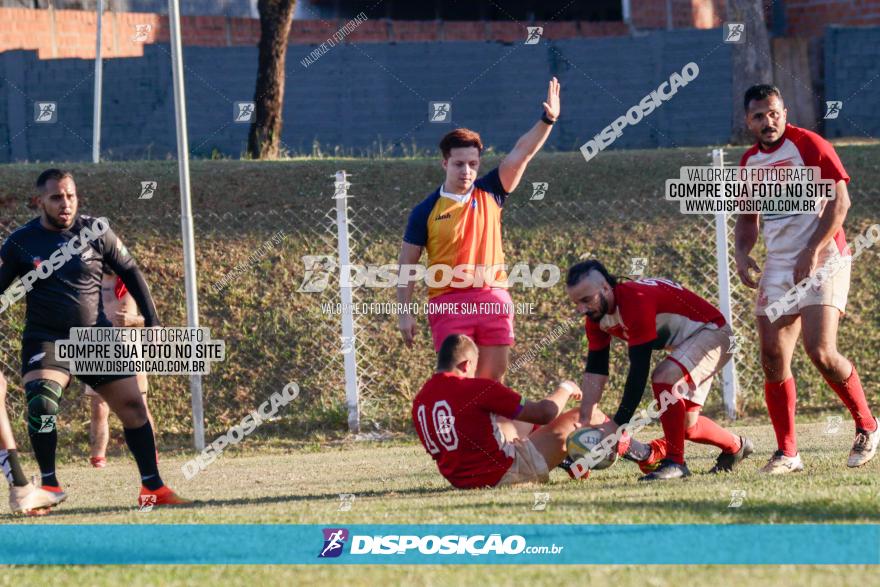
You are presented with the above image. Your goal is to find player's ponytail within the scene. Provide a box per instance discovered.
[566,259,618,288]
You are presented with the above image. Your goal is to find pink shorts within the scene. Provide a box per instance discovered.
[427,288,515,352]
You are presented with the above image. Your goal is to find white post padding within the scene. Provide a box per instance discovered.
[712,148,739,419]
[334,170,361,433]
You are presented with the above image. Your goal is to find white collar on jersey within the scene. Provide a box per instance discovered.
[599,306,624,330]
[439,182,474,204]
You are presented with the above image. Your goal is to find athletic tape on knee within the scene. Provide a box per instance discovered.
[25,379,63,434]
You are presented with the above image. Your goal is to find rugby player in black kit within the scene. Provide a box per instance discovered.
[0,169,190,509]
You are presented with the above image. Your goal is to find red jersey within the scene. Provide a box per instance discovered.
[585,278,725,351]
[740,123,850,267]
[114,276,128,300]
[412,372,524,489]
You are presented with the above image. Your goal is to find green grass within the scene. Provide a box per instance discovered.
[1,143,879,213]
[3,418,878,583]
[1,565,878,587]
[2,565,878,587]
[8,419,876,526]
[1,146,880,445]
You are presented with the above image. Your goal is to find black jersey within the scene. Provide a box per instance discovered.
[0,214,159,342]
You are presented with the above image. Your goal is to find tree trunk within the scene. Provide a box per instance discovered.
[247,0,296,159]
[727,0,773,145]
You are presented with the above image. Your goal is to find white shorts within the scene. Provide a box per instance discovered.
[755,256,851,319]
[666,323,734,406]
[496,438,549,486]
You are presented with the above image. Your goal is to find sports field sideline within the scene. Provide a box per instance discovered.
[2,148,879,582]
[5,419,876,525]
[2,419,877,584]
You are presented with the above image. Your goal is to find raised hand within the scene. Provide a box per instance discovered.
[542,77,560,122]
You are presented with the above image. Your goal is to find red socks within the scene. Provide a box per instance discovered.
[823,365,877,432]
[683,408,741,454]
[648,418,740,458]
[765,368,876,457]
[765,378,798,456]
[652,383,743,464]
[652,382,686,464]
[645,416,741,458]
[646,438,667,465]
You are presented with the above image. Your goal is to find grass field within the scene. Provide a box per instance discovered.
[4,564,879,587]
[1,148,878,582]
[3,418,878,584]
[2,145,880,446]
[2,564,879,587]
[7,420,878,525]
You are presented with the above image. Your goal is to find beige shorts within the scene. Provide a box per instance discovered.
[84,372,149,397]
[666,323,733,406]
[496,437,549,486]
[755,256,851,319]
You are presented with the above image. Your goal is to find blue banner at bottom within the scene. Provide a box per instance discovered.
[0,524,878,564]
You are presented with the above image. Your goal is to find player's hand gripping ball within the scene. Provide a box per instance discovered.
[566,426,618,471]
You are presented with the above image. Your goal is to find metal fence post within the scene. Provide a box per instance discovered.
[712,148,739,419]
[168,0,205,450]
[92,0,103,163]
[334,170,361,433]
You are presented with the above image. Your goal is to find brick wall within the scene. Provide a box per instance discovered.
[786,0,880,37]
[630,0,725,30]
[691,0,726,28]
[0,8,261,59]
[629,0,880,36]
[0,8,630,60]
[3,2,879,61]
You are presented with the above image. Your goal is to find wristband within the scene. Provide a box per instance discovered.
[541,111,556,125]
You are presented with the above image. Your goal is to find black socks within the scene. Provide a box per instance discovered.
[123,421,163,491]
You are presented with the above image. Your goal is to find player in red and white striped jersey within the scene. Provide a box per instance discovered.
[567,260,753,481]
[734,85,878,473]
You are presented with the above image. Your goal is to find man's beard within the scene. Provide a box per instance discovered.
[45,212,73,230]
[759,126,782,148]
[586,294,609,322]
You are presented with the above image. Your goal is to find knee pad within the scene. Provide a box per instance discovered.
[25,379,63,434]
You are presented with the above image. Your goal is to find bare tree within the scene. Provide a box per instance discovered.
[247,0,297,159]
[727,0,773,144]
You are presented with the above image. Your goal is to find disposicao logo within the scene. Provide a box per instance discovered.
[318,528,349,558]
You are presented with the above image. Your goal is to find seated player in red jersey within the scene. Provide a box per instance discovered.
[566,260,754,481]
[412,333,605,489]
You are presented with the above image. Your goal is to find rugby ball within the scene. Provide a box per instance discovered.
[566,426,618,471]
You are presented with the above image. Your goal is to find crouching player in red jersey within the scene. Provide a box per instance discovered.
[567,260,754,481]
[412,333,606,488]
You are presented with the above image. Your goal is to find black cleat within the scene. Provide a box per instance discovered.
[638,459,691,481]
[709,436,755,473]
[557,456,575,473]
[557,456,589,480]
